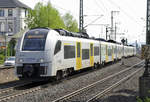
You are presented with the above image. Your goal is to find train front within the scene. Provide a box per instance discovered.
[15,28,54,80]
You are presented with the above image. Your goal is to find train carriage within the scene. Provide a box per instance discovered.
[15,28,136,81]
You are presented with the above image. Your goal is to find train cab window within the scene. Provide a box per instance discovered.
[54,40,61,55]
[22,29,48,51]
[94,47,99,56]
[22,36,46,51]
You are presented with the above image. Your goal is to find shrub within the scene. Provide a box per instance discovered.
[0,54,4,64]
[137,97,150,102]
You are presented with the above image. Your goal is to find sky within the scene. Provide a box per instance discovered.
[20,0,146,44]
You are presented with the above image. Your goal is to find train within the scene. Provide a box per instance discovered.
[15,28,136,81]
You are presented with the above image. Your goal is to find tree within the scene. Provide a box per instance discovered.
[25,2,66,29]
[7,38,16,56]
[25,2,79,32]
[63,13,79,32]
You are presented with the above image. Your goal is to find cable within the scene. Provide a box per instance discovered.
[93,0,106,13]
[106,0,142,26]
[84,15,103,28]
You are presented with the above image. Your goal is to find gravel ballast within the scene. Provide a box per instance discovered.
[97,66,144,102]
[7,57,142,102]
[0,68,17,84]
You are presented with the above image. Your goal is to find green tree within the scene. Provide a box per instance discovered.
[25,2,66,29]
[7,38,16,56]
[63,13,79,32]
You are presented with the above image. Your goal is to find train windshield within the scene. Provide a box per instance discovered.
[22,29,48,51]
[22,38,45,51]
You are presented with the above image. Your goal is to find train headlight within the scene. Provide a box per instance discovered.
[19,59,23,63]
[40,58,44,63]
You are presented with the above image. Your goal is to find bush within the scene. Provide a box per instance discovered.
[0,54,4,64]
[137,97,150,102]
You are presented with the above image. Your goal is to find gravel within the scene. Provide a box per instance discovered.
[0,68,17,84]
[97,65,144,102]
[64,62,143,102]
[7,57,142,102]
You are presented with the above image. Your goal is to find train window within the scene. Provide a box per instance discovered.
[22,29,48,51]
[101,45,105,56]
[22,38,45,51]
[94,47,99,56]
[114,46,117,54]
[54,40,61,55]
[82,49,89,60]
[108,47,112,56]
[90,44,93,56]
[64,45,75,59]
[77,43,80,58]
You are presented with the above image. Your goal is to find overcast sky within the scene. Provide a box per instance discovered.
[20,0,146,44]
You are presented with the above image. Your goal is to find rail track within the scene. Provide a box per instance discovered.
[0,81,43,102]
[52,60,144,102]
[0,60,143,102]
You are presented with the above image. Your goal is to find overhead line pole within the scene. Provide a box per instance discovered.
[79,0,84,32]
[110,11,119,40]
[115,23,117,41]
[111,11,113,40]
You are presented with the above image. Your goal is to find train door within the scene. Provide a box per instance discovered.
[90,43,94,67]
[76,42,82,70]
[112,45,114,61]
[106,44,108,62]
[99,44,101,64]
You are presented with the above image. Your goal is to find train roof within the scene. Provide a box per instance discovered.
[25,28,135,48]
[95,38,106,42]
[54,29,89,39]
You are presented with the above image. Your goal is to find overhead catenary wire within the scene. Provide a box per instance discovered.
[105,0,143,26]
[93,0,106,13]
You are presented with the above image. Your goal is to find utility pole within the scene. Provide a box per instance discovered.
[111,11,113,40]
[110,11,119,40]
[114,23,117,41]
[139,0,150,99]
[106,27,108,40]
[79,0,84,32]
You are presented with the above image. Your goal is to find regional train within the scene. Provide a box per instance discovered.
[15,28,136,81]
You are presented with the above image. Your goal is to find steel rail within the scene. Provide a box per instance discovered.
[0,60,144,102]
[0,87,41,102]
[0,82,41,102]
[0,82,32,95]
[87,67,143,102]
[52,60,144,102]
